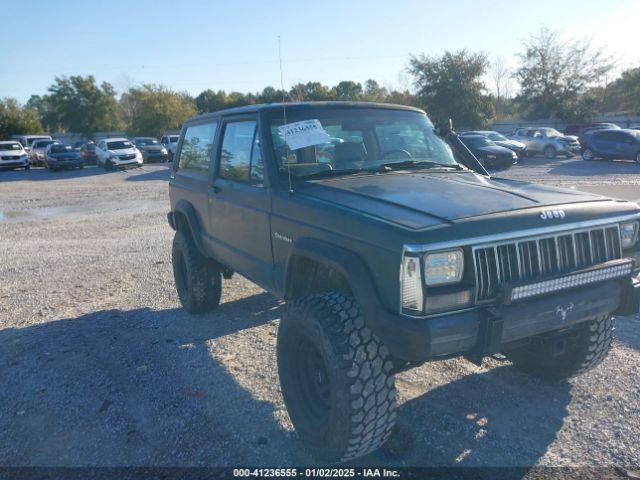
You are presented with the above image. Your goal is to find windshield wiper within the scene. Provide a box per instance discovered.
[294,166,389,181]
[380,160,466,171]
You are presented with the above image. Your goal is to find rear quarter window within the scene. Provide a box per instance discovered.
[178,122,218,172]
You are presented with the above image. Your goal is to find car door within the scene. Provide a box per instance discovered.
[610,131,635,159]
[172,119,219,250]
[593,131,616,157]
[208,116,273,290]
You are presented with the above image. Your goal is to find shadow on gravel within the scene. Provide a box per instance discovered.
[355,365,572,468]
[0,166,109,182]
[615,315,640,351]
[124,166,172,182]
[0,293,311,466]
[549,159,639,177]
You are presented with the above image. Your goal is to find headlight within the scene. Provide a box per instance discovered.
[161,147,167,154]
[424,249,464,286]
[110,155,119,160]
[620,221,639,249]
[400,255,423,312]
[486,154,496,159]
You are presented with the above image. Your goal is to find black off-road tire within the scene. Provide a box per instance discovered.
[277,292,397,462]
[171,230,221,314]
[506,315,614,381]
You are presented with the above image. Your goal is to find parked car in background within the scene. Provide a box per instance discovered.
[581,129,640,164]
[564,123,619,137]
[510,127,580,158]
[160,133,180,161]
[0,141,30,170]
[132,137,168,163]
[15,134,52,153]
[95,138,143,170]
[461,130,527,157]
[459,135,516,170]
[29,139,59,166]
[79,142,98,164]
[45,144,84,170]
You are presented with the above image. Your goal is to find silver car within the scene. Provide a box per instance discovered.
[29,139,59,166]
[510,127,580,158]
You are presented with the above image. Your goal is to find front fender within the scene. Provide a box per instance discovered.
[170,200,207,257]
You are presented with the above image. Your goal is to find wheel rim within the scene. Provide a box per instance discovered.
[584,149,593,160]
[636,153,640,165]
[545,147,555,158]
[294,338,332,428]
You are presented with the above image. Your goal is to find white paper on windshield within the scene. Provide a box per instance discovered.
[278,119,331,150]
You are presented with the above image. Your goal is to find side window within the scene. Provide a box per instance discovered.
[219,120,264,185]
[179,122,217,172]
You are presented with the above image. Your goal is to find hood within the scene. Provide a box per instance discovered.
[108,147,137,156]
[558,135,579,143]
[495,139,526,149]
[297,172,611,229]
[139,144,164,151]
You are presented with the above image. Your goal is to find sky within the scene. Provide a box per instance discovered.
[1,0,639,103]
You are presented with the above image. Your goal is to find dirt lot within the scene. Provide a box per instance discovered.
[0,158,639,468]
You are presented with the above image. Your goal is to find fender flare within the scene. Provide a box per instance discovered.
[170,200,207,257]
[284,237,385,333]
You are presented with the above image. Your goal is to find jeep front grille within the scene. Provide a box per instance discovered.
[473,225,622,301]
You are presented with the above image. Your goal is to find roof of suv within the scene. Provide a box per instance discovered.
[184,101,424,125]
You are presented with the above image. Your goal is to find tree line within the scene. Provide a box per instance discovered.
[1,27,637,139]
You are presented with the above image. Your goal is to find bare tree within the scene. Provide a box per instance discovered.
[491,56,512,102]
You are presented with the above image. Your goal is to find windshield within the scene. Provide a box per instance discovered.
[136,138,159,145]
[169,136,179,143]
[462,136,494,148]
[107,140,133,150]
[0,143,22,151]
[267,108,460,178]
[35,140,56,148]
[26,137,49,146]
[49,145,73,154]
[487,132,507,141]
[543,128,562,137]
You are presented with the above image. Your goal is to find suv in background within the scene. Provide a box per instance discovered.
[160,133,180,161]
[132,137,168,163]
[510,127,580,158]
[14,134,52,154]
[29,139,58,166]
[0,141,30,170]
[564,123,619,137]
[95,138,143,170]
[581,129,640,164]
[167,102,640,462]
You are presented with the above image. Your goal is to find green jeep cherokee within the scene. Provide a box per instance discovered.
[167,102,640,462]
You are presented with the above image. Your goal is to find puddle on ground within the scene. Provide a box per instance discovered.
[0,201,162,223]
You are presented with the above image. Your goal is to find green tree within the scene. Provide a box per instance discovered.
[409,50,493,128]
[333,81,363,101]
[515,27,613,120]
[362,79,388,102]
[46,75,121,135]
[121,84,197,137]
[0,98,42,137]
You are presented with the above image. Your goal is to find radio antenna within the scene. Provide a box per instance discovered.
[278,36,293,194]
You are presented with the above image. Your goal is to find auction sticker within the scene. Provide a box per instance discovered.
[278,119,331,150]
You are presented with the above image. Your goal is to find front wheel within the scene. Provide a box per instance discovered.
[24,165,30,171]
[636,152,640,165]
[582,148,595,161]
[506,316,614,381]
[544,146,557,159]
[171,230,221,314]
[277,293,397,462]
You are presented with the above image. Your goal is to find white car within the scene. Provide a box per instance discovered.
[160,133,180,161]
[95,138,143,170]
[0,141,30,170]
[29,139,59,166]
[14,134,52,153]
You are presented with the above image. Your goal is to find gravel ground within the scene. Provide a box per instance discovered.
[0,160,639,469]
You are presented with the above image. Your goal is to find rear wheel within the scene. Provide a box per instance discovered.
[171,230,221,314]
[544,145,557,159]
[636,152,640,165]
[278,293,397,462]
[582,148,595,161]
[506,316,614,381]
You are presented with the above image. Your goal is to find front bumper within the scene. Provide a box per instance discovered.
[47,159,82,168]
[142,151,168,162]
[111,159,143,168]
[374,275,639,363]
[0,159,29,168]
